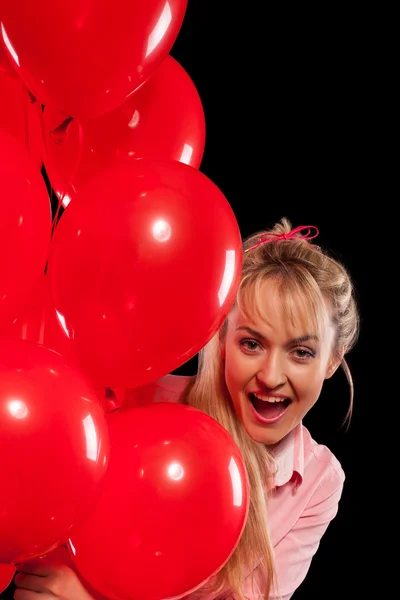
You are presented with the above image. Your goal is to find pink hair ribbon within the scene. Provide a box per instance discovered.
[244,225,319,253]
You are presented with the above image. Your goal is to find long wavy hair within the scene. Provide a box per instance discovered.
[182,217,360,599]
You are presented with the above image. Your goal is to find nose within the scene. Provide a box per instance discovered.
[256,351,286,390]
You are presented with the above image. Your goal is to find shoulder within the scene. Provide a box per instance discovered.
[154,374,193,394]
[300,424,345,501]
[134,374,193,406]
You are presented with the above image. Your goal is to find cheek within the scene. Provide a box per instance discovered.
[224,352,245,395]
[224,362,245,419]
[225,349,249,385]
[295,368,326,402]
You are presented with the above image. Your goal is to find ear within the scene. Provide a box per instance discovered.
[324,345,346,380]
[324,360,341,379]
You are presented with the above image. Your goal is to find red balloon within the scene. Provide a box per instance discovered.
[1,275,78,366]
[68,403,249,600]
[42,55,206,204]
[0,0,188,119]
[0,71,44,169]
[0,563,15,594]
[0,338,109,564]
[47,160,242,389]
[0,130,52,331]
[0,43,14,76]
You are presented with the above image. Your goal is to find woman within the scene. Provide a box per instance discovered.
[14,218,360,600]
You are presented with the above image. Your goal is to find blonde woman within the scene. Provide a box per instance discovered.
[14,218,359,600]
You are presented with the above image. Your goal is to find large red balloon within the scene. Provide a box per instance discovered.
[43,55,206,204]
[0,130,52,331]
[0,0,188,119]
[47,159,242,389]
[0,71,44,169]
[68,403,249,600]
[0,338,109,564]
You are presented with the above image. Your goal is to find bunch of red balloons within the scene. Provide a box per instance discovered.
[0,2,249,599]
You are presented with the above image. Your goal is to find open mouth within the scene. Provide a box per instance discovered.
[248,392,291,422]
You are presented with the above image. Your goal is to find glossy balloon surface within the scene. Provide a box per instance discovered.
[69,403,249,600]
[47,159,242,389]
[0,0,188,118]
[0,130,51,331]
[0,338,109,564]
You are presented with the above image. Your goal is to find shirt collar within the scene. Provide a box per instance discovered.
[271,423,304,488]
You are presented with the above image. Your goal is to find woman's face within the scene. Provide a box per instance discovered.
[222,279,340,446]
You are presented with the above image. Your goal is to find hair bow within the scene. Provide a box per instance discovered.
[244,225,319,253]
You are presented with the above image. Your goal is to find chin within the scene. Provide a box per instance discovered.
[245,423,285,446]
[242,422,273,445]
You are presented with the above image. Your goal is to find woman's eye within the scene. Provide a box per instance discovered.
[294,348,315,360]
[239,338,260,351]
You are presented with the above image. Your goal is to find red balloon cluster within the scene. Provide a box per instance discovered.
[0,338,109,564]
[68,403,250,600]
[0,3,249,599]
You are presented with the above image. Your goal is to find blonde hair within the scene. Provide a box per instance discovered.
[182,217,360,599]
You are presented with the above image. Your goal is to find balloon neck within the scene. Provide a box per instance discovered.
[50,116,74,144]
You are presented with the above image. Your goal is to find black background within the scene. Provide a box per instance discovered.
[2,1,371,598]
[169,1,369,599]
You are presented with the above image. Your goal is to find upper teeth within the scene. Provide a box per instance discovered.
[253,393,286,403]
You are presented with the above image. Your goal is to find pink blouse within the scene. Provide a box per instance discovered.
[129,375,345,600]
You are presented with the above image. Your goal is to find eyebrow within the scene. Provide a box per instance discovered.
[236,326,319,345]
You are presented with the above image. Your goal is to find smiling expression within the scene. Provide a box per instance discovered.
[222,279,340,446]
